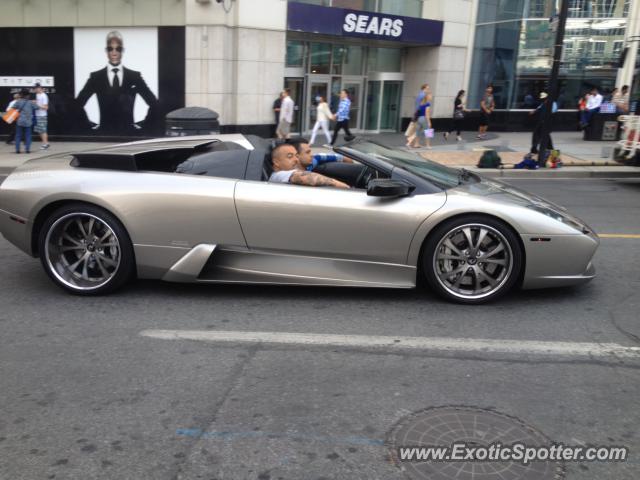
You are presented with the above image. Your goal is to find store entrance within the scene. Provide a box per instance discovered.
[365,77,403,132]
[305,75,364,132]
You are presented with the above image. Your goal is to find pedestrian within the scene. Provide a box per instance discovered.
[477,85,495,139]
[4,93,19,145]
[409,94,432,149]
[309,95,333,146]
[276,88,294,139]
[613,85,630,114]
[406,84,430,147]
[12,89,38,154]
[444,90,468,142]
[34,83,50,150]
[579,87,602,128]
[330,89,354,145]
[529,92,556,155]
[272,92,283,137]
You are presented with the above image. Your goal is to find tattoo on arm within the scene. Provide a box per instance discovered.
[290,171,348,188]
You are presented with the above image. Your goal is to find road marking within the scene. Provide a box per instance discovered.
[140,330,640,359]
[599,234,640,239]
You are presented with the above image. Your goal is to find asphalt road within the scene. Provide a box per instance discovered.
[1,178,639,480]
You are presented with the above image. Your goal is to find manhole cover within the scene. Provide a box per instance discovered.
[387,406,564,480]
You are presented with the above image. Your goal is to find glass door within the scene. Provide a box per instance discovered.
[306,76,331,132]
[342,78,363,130]
[284,77,304,134]
[365,81,381,130]
[380,81,402,130]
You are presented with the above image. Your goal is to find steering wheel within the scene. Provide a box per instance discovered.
[355,166,376,189]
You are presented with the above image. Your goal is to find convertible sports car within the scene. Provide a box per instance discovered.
[0,134,598,304]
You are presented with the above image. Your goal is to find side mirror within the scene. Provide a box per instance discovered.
[367,178,414,197]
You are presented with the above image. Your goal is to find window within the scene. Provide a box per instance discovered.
[367,47,402,72]
[592,41,606,56]
[612,40,624,56]
[286,40,305,68]
[310,43,331,74]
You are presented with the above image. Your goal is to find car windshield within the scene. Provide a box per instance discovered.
[344,141,463,189]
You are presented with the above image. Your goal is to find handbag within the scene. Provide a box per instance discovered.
[2,108,19,124]
[424,128,434,138]
[454,109,465,119]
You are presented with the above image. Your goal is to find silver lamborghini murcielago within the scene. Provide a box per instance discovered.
[0,135,599,304]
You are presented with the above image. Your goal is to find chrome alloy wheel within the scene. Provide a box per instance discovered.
[44,213,121,291]
[433,223,513,300]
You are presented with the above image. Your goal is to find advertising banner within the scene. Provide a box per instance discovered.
[0,27,184,138]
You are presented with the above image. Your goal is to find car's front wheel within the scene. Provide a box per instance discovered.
[423,216,522,304]
[38,203,134,295]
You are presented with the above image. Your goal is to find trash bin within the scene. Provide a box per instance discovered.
[583,112,618,141]
[165,107,220,137]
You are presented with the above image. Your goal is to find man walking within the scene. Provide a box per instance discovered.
[477,85,495,139]
[331,89,354,145]
[529,92,556,155]
[276,89,294,139]
[34,83,50,150]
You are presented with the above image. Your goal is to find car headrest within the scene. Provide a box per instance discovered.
[262,153,274,181]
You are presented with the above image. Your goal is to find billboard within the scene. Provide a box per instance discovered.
[0,27,184,138]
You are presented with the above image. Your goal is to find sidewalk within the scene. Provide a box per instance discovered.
[1,132,638,178]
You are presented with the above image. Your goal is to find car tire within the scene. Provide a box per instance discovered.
[423,215,522,304]
[38,203,135,295]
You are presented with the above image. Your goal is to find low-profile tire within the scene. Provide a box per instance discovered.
[423,215,523,304]
[38,203,135,295]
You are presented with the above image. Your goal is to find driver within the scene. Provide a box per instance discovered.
[288,137,353,171]
[269,144,349,189]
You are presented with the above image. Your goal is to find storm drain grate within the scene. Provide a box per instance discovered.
[387,406,564,480]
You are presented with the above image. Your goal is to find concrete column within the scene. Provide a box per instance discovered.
[185,0,286,127]
[616,0,640,89]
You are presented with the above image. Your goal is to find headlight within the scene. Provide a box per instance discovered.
[526,204,588,233]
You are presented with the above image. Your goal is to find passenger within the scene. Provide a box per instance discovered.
[269,144,349,189]
[288,137,353,171]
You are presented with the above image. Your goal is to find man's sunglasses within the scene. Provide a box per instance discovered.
[106,46,123,52]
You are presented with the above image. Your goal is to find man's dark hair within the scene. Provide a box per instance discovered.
[283,88,291,95]
[622,85,629,93]
[271,142,296,160]
[20,88,30,98]
[287,137,310,154]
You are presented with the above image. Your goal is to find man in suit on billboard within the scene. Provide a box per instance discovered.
[76,30,157,134]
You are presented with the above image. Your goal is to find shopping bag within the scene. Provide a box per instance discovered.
[405,121,417,137]
[2,108,19,124]
[424,128,434,138]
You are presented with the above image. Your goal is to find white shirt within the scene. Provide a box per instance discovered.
[107,63,124,87]
[269,170,296,183]
[35,92,48,117]
[316,102,332,122]
[586,93,603,110]
[280,96,294,123]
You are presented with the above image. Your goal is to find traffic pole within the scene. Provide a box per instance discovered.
[538,0,569,167]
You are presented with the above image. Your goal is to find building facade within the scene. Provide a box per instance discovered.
[0,0,637,139]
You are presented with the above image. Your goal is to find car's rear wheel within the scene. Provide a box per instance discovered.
[423,216,522,304]
[38,204,134,295]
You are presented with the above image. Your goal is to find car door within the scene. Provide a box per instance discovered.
[233,179,446,266]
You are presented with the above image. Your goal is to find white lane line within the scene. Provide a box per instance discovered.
[139,330,640,358]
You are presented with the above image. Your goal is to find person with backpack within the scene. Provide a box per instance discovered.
[12,89,38,154]
[444,90,468,142]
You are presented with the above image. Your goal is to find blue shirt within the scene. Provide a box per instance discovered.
[306,153,344,171]
[417,102,431,117]
[415,91,426,111]
[336,98,351,121]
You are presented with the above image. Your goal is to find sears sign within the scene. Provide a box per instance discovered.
[343,13,403,38]
[287,3,443,46]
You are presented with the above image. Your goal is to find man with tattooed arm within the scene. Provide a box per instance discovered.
[269,143,350,189]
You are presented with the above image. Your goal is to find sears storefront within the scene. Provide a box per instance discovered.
[285,2,443,134]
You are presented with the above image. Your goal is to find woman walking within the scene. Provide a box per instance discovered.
[477,85,495,139]
[13,89,38,154]
[444,90,468,142]
[409,94,432,149]
[309,96,333,145]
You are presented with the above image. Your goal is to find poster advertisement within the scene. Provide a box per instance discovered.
[0,26,184,138]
